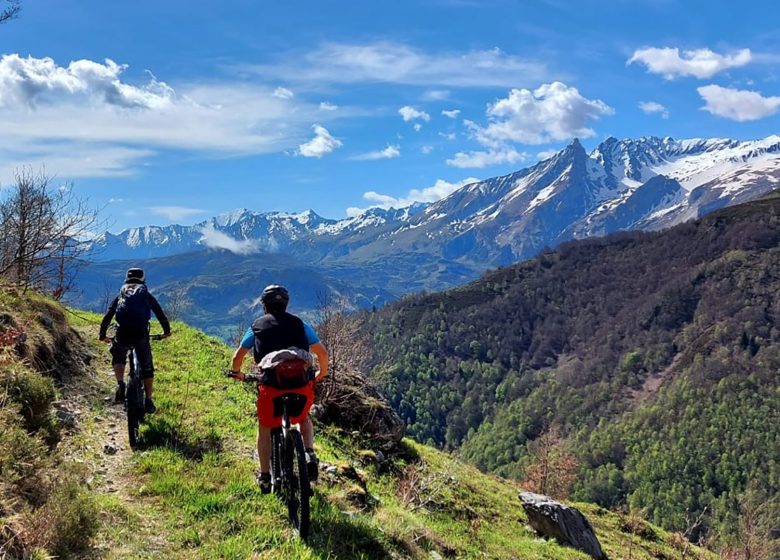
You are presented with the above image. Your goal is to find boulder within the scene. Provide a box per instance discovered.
[315,368,405,449]
[519,491,606,560]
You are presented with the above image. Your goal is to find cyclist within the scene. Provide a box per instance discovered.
[229,284,329,494]
[99,268,171,413]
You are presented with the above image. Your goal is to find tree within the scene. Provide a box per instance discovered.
[0,0,20,25]
[164,284,192,322]
[314,291,372,404]
[0,167,103,298]
[521,426,578,500]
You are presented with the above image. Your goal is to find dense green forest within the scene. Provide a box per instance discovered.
[364,191,780,541]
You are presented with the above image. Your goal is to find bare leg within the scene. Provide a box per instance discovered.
[257,426,272,473]
[113,364,125,383]
[300,416,314,450]
[143,378,154,398]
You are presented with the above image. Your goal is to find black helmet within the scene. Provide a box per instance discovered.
[261,284,289,306]
[126,268,145,283]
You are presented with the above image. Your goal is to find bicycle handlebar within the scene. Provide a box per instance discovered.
[104,333,167,343]
[225,370,262,383]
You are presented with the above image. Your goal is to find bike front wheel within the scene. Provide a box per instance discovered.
[126,377,143,448]
[284,430,311,540]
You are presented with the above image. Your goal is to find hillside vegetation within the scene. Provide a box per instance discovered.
[0,286,712,558]
[0,286,99,559]
[365,192,780,545]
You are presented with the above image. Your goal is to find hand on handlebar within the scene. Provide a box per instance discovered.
[225,370,245,381]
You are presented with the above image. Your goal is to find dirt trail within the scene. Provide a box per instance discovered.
[57,329,174,559]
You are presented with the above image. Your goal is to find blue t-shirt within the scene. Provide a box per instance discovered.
[240,321,319,350]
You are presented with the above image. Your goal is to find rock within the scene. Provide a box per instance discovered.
[314,369,406,450]
[357,449,378,465]
[519,492,606,560]
[375,450,386,464]
[103,444,119,455]
[309,404,325,420]
[55,408,77,428]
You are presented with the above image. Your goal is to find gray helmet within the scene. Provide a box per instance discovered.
[126,268,145,282]
[261,284,289,306]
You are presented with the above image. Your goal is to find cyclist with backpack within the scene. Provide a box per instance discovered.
[99,268,171,412]
[228,284,329,494]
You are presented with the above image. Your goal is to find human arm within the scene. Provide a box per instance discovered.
[148,293,171,336]
[230,346,250,379]
[302,322,328,380]
[98,296,119,341]
[310,342,329,381]
[229,327,255,379]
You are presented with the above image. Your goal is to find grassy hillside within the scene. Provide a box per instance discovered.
[0,286,100,559]
[363,192,780,543]
[0,289,714,559]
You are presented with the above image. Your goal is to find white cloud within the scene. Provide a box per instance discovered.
[297,124,343,157]
[697,84,780,121]
[439,132,456,140]
[446,148,528,168]
[0,142,154,180]
[351,144,400,161]
[0,54,174,109]
[399,106,430,122]
[346,177,479,216]
[273,87,294,99]
[638,100,670,118]
[536,149,559,160]
[319,101,338,111]
[413,123,422,132]
[149,206,205,221]
[198,223,259,255]
[421,145,434,154]
[466,82,613,147]
[628,47,752,79]
[441,109,461,119]
[423,89,450,101]
[246,42,550,88]
[0,54,348,180]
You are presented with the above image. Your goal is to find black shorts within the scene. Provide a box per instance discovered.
[110,336,155,379]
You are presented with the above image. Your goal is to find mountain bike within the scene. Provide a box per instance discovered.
[227,371,312,540]
[107,329,164,448]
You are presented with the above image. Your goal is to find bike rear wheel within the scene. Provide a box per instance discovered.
[284,430,311,540]
[270,428,283,496]
[126,353,144,448]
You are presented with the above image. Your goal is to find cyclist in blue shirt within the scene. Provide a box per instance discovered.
[229,285,329,493]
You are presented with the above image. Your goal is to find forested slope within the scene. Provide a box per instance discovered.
[365,191,780,542]
[1,285,705,558]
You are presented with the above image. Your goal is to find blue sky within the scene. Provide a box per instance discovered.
[2,0,779,230]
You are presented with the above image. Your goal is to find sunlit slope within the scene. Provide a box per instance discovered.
[66,312,714,560]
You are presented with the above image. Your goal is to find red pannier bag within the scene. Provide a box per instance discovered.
[256,359,314,428]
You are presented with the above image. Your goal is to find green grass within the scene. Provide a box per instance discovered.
[63,310,716,559]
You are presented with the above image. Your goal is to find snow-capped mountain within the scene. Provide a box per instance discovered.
[77,135,780,337]
[90,135,780,266]
[91,207,423,261]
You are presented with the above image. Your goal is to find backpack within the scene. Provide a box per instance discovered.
[261,358,313,390]
[115,283,152,329]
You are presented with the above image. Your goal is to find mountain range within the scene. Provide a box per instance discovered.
[363,190,780,539]
[76,135,780,336]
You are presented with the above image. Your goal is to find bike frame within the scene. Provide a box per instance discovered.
[229,372,311,540]
[108,326,163,448]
